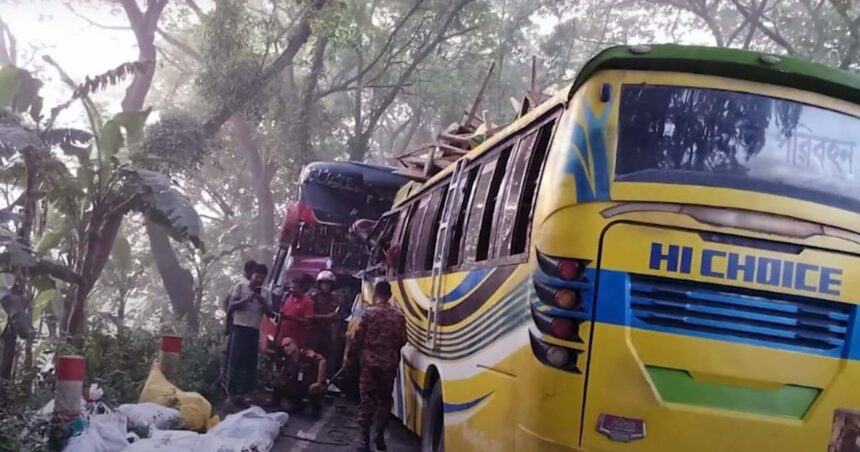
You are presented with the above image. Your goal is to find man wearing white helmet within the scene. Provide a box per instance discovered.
[310,270,340,376]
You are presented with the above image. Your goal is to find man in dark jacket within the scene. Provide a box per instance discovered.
[346,281,407,452]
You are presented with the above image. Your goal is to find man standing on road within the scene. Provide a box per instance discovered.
[346,281,406,452]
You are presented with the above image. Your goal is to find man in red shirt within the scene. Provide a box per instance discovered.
[277,275,314,350]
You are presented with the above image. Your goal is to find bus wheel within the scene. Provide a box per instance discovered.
[421,381,444,452]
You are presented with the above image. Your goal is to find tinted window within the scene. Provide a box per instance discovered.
[463,158,499,264]
[616,84,860,212]
[509,119,555,255]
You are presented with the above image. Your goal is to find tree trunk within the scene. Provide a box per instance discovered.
[146,221,199,332]
[0,326,15,382]
[231,116,276,265]
[348,133,371,162]
[1,148,37,380]
[64,213,124,335]
[118,0,201,331]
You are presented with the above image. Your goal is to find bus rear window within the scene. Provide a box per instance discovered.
[616,84,860,212]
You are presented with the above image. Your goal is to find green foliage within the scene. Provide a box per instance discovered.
[0,377,53,452]
[141,114,208,172]
[55,324,159,407]
[197,0,275,121]
[98,109,151,163]
[0,65,43,121]
[313,2,359,50]
[175,316,225,401]
[120,168,204,249]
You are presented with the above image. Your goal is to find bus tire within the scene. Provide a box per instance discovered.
[421,380,444,452]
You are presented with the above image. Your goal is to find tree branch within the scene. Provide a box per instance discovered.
[742,0,768,49]
[730,0,795,53]
[65,3,131,30]
[117,0,144,30]
[316,0,426,100]
[156,27,202,62]
[830,0,860,69]
[0,15,16,66]
[202,0,329,137]
[184,0,208,21]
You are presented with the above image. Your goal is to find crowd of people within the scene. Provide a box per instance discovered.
[218,259,407,451]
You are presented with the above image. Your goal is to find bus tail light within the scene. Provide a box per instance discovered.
[531,309,582,342]
[550,319,575,339]
[557,260,583,280]
[529,331,581,373]
[545,346,570,367]
[537,251,590,281]
[554,289,579,310]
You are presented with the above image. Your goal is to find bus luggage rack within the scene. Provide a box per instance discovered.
[629,275,852,356]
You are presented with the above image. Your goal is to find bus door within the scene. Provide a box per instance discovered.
[581,222,859,451]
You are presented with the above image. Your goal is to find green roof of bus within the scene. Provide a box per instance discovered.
[571,44,860,104]
[393,44,860,207]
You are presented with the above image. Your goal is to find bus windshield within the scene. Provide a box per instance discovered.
[615,84,860,212]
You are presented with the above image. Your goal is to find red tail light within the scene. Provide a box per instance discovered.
[550,318,575,339]
[557,260,583,280]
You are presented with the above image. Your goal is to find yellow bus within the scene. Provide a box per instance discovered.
[361,44,860,452]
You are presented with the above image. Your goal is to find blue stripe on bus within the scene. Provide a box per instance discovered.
[443,393,492,414]
[396,364,405,420]
[593,269,859,360]
[441,268,492,304]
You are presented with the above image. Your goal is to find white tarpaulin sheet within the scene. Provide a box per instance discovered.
[121,407,289,452]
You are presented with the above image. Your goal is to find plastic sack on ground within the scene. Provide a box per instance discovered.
[63,412,129,452]
[206,407,288,451]
[120,408,288,452]
[116,403,182,434]
[121,430,203,451]
[138,364,219,431]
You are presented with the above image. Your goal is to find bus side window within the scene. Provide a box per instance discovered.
[368,212,398,273]
[509,118,556,255]
[475,145,513,262]
[405,197,430,275]
[420,186,449,272]
[397,205,416,275]
[493,131,539,258]
[447,167,478,268]
[462,157,500,265]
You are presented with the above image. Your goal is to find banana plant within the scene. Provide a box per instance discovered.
[1,62,204,336]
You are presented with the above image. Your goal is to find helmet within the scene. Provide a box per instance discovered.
[316,270,337,282]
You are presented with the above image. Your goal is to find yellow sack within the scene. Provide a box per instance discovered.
[138,364,220,431]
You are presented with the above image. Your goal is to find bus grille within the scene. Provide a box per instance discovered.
[629,275,852,354]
